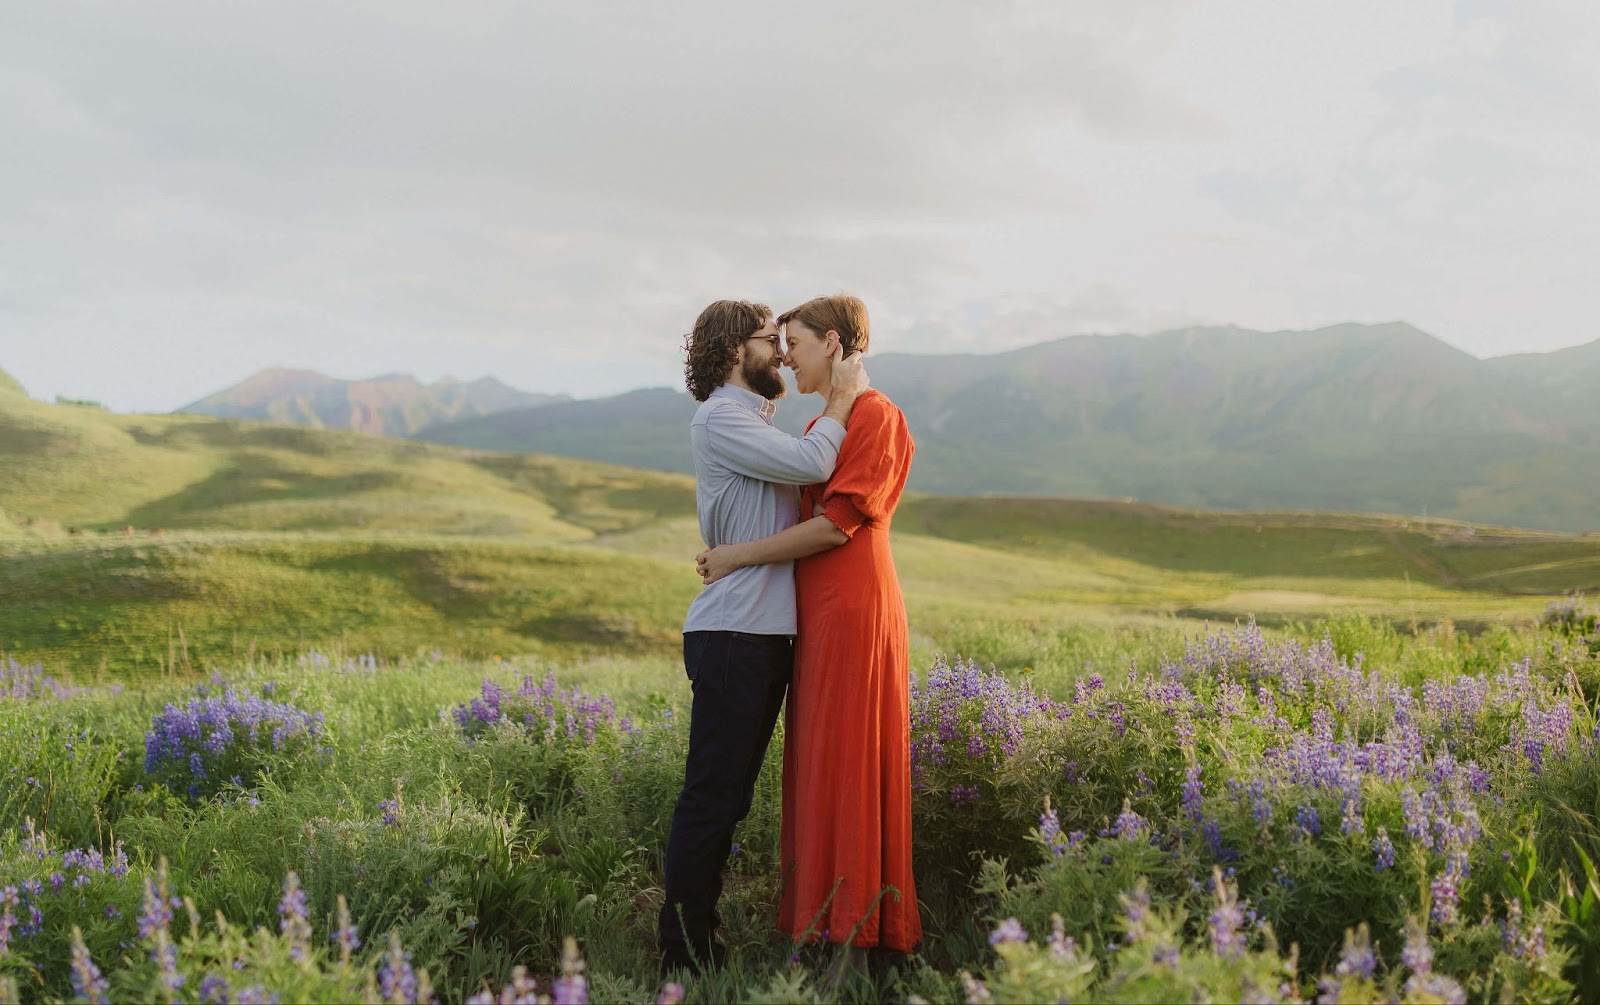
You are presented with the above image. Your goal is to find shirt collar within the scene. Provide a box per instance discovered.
[711,382,777,422]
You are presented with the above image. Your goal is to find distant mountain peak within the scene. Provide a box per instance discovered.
[179,368,567,438]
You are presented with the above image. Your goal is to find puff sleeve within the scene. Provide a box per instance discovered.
[817,394,914,539]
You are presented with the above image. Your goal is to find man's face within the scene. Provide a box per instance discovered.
[740,319,786,400]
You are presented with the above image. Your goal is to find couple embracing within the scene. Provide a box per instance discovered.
[658,295,921,977]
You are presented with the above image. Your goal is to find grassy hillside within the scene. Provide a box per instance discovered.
[0,388,695,535]
[0,366,25,397]
[1,386,1593,677]
[0,533,700,675]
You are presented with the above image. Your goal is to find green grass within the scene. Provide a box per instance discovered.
[0,534,700,677]
[3,390,1597,678]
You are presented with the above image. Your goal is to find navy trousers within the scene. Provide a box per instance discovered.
[658,631,791,964]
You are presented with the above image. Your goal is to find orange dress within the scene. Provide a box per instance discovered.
[777,390,922,951]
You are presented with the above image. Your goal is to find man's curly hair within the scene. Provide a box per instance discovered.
[683,300,772,402]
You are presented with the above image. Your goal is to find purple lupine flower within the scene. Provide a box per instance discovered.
[467,965,540,1005]
[1108,800,1150,842]
[1333,927,1376,981]
[278,872,311,962]
[1295,804,1321,837]
[0,886,18,957]
[1208,869,1246,959]
[1403,974,1466,1004]
[144,688,325,800]
[234,986,279,1005]
[139,875,175,940]
[552,937,588,1005]
[1401,918,1433,973]
[1181,764,1205,823]
[1119,884,1151,940]
[1373,829,1396,872]
[331,895,361,961]
[199,973,232,1004]
[70,928,110,1004]
[379,931,418,1004]
[1430,852,1468,926]
[1039,804,1070,857]
[1047,915,1079,960]
[1500,899,1549,961]
[657,981,686,1005]
[989,917,1028,946]
[155,939,185,992]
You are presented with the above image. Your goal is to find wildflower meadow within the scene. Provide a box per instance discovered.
[3,607,1600,1003]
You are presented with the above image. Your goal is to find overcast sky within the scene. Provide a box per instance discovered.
[2,1,1597,412]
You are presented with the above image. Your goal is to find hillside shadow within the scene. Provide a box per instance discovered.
[119,456,403,527]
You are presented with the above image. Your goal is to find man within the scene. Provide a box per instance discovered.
[659,299,869,973]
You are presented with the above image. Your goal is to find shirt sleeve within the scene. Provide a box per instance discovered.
[700,402,846,485]
[819,396,914,539]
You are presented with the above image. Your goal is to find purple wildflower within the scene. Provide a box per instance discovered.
[0,887,18,956]
[1401,918,1433,973]
[1373,828,1395,871]
[1181,764,1205,823]
[1430,852,1468,926]
[552,936,588,1005]
[199,973,232,1004]
[1208,868,1246,959]
[278,872,311,963]
[379,931,417,1004]
[69,928,110,1004]
[1333,925,1376,981]
[332,895,361,961]
[1108,800,1150,842]
[657,981,686,1005]
[989,917,1028,946]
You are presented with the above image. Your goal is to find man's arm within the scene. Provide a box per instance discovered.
[695,515,846,584]
[699,349,870,485]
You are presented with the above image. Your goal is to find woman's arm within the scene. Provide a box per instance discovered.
[695,514,846,584]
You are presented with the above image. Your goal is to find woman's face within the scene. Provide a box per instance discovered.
[782,320,838,395]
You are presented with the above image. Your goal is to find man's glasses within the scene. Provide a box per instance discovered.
[746,334,781,351]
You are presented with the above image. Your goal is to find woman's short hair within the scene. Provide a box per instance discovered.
[777,295,870,356]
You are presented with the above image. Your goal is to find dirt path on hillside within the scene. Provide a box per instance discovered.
[1383,529,1461,587]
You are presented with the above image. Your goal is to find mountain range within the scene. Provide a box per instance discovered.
[407,322,1600,532]
[36,321,1600,532]
[179,368,565,438]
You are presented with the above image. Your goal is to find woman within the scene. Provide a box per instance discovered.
[694,294,922,966]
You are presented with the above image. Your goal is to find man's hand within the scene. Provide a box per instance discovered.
[828,346,870,400]
[695,544,742,585]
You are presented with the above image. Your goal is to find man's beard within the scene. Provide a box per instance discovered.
[742,356,786,400]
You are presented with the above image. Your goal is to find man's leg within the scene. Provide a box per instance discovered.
[660,632,791,969]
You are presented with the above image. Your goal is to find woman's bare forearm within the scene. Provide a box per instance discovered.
[726,515,847,569]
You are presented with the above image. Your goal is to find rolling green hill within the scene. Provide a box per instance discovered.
[0,366,25,398]
[3,383,1596,677]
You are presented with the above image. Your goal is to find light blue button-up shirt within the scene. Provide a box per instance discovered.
[682,383,846,636]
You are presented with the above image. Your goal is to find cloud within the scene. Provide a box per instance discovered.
[1,1,1597,410]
